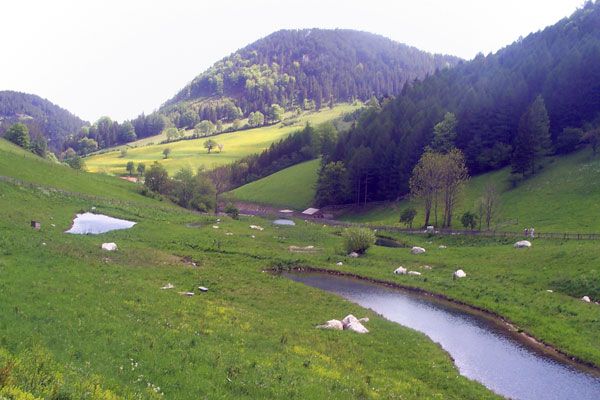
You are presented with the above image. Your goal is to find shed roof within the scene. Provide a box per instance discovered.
[302,208,321,215]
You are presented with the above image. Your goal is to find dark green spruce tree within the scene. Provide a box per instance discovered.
[511,95,550,177]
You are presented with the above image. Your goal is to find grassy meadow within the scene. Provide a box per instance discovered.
[84,104,358,176]
[1,138,599,398]
[230,159,320,210]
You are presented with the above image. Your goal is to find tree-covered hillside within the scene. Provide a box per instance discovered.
[0,91,86,151]
[319,1,600,205]
[161,29,461,127]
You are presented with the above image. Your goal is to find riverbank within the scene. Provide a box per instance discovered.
[274,265,600,375]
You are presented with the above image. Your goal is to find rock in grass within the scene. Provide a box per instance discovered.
[348,252,359,258]
[345,320,369,334]
[453,269,467,279]
[411,246,426,254]
[212,225,219,229]
[581,296,591,303]
[342,314,359,328]
[198,286,209,292]
[317,319,344,330]
[439,245,447,249]
[101,242,118,251]
[394,266,407,275]
[514,240,532,248]
[336,261,343,266]
[161,283,174,290]
[408,271,422,276]
[249,225,264,231]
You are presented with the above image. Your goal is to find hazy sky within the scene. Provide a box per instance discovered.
[1,0,584,122]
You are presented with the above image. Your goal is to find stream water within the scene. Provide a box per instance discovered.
[283,271,600,400]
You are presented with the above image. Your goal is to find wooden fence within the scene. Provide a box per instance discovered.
[321,219,600,240]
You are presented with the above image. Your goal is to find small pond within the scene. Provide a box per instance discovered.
[283,271,600,400]
[273,219,296,226]
[65,212,136,235]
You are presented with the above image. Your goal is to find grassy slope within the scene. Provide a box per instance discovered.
[0,140,499,399]
[341,149,600,232]
[230,159,320,210]
[84,104,358,175]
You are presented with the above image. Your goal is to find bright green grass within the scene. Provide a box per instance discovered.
[0,142,499,399]
[85,104,359,175]
[341,150,600,232]
[230,159,320,210]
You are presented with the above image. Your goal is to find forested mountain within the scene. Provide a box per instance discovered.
[0,91,86,151]
[161,29,461,128]
[319,1,600,205]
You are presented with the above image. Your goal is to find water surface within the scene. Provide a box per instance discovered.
[273,219,296,226]
[284,271,600,400]
[66,212,136,234]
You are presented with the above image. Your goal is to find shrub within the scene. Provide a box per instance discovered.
[461,211,478,230]
[224,204,239,219]
[343,227,375,254]
[399,207,417,228]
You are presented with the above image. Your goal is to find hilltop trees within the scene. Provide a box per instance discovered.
[320,2,600,202]
[4,123,30,149]
[163,29,459,121]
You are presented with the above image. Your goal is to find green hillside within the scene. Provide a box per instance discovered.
[85,104,357,175]
[340,149,600,232]
[0,139,504,398]
[231,159,320,209]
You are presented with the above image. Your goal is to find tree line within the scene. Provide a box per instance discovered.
[315,2,600,209]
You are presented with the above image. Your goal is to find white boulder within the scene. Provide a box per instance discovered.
[408,271,422,276]
[394,266,407,275]
[582,296,591,303]
[345,320,369,334]
[317,319,344,330]
[422,265,432,270]
[411,246,426,255]
[250,225,264,231]
[101,242,118,251]
[514,240,532,248]
[160,283,174,290]
[212,225,219,229]
[336,262,343,266]
[453,269,467,279]
[348,252,360,258]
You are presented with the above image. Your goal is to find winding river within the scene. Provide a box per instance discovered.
[283,271,600,400]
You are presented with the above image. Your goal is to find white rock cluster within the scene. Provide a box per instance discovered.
[411,246,426,254]
[317,314,369,334]
[453,269,467,279]
[101,242,118,251]
[514,240,532,248]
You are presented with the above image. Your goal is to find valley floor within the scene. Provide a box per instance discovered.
[1,139,599,399]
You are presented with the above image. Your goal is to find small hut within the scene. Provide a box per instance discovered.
[301,208,324,219]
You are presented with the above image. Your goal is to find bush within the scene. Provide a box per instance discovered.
[461,211,478,230]
[343,227,375,254]
[224,204,239,219]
